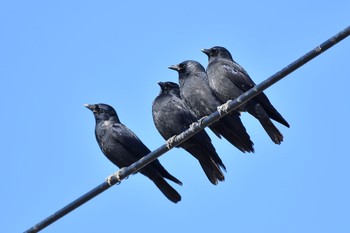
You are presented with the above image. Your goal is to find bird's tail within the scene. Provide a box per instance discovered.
[198,159,224,185]
[256,93,290,128]
[192,130,227,171]
[248,103,284,144]
[151,160,183,185]
[210,112,255,153]
[258,117,284,144]
[143,170,182,203]
[184,145,225,185]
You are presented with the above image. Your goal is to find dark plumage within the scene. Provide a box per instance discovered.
[169,60,254,153]
[152,81,226,185]
[202,46,290,144]
[85,103,182,203]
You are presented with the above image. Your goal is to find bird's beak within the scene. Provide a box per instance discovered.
[84,104,96,112]
[168,64,180,71]
[157,82,165,88]
[201,48,211,56]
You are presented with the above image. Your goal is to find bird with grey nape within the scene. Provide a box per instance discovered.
[202,46,289,144]
[152,81,226,185]
[169,60,255,153]
[85,103,182,203]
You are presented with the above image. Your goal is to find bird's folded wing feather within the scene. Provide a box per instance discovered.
[112,123,151,159]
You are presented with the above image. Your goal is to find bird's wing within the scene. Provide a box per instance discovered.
[112,123,151,159]
[112,123,182,187]
[174,98,198,127]
[221,61,255,92]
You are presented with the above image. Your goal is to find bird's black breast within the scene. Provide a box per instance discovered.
[153,94,195,139]
[95,121,134,168]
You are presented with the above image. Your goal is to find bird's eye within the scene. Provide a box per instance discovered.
[95,106,101,112]
[179,63,185,69]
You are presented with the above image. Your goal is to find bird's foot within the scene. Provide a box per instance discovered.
[189,116,207,130]
[106,175,114,186]
[106,167,126,186]
[189,122,197,130]
[217,100,232,116]
[166,135,177,149]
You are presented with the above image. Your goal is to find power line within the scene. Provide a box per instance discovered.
[24,25,350,233]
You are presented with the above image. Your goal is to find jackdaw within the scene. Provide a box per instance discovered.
[202,46,289,144]
[85,103,182,203]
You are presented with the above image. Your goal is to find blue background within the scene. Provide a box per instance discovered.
[1,1,349,232]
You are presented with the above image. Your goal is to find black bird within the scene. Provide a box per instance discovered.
[152,81,226,185]
[169,60,254,153]
[85,103,182,203]
[202,46,290,144]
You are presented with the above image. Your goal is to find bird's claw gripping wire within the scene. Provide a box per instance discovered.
[166,135,177,149]
[217,100,232,116]
[189,116,207,130]
[106,167,126,186]
[167,116,207,150]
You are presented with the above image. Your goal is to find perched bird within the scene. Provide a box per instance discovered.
[85,103,182,203]
[152,81,226,185]
[169,60,254,153]
[202,46,290,144]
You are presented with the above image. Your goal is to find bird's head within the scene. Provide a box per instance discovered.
[168,60,205,76]
[84,103,120,123]
[201,46,233,61]
[158,81,180,97]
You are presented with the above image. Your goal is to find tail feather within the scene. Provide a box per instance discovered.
[198,159,224,185]
[210,112,254,153]
[258,117,284,144]
[142,170,181,203]
[149,160,183,185]
[248,103,284,144]
[256,93,290,128]
[221,113,255,152]
[207,148,226,172]
[192,130,227,171]
[184,144,225,185]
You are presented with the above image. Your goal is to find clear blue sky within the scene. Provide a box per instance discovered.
[1,1,349,233]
